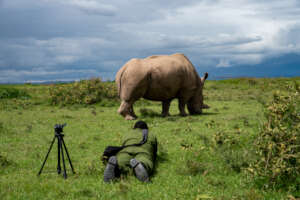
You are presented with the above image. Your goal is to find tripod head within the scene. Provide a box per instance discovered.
[54,123,67,135]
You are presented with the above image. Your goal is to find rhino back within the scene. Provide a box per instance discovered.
[143,54,199,101]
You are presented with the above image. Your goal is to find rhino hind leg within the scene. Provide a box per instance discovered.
[118,100,137,120]
[162,100,171,117]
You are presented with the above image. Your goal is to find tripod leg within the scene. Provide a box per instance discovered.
[62,138,75,174]
[38,136,56,176]
[57,136,61,174]
[60,141,67,179]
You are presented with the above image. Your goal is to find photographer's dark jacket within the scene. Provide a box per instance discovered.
[117,129,157,173]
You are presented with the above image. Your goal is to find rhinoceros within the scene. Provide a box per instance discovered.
[115,53,209,120]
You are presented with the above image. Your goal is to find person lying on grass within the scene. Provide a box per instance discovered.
[103,121,157,183]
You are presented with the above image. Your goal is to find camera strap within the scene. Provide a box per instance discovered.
[122,129,148,148]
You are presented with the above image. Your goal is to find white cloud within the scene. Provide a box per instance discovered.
[63,0,117,15]
[0,37,115,68]
[40,0,117,15]
[216,59,231,67]
[0,0,300,82]
[132,0,300,66]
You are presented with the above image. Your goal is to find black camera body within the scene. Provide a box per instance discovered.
[54,123,66,134]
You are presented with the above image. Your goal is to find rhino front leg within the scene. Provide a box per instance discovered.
[178,98,187,116]
[118,100,137,120]
[129,105,137,118]
[162,100,171,117]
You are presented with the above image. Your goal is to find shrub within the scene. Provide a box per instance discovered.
[49,78,118,105]
[250,83,300,190]
[0,87,30,99]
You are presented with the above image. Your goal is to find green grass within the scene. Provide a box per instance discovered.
[0,77,300,200]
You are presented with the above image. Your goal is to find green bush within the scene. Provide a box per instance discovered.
[250,83,300,190]
[0,87,30,99]
[49,78,118,105]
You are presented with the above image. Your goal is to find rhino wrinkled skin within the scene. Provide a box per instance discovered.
[115,53,209,120]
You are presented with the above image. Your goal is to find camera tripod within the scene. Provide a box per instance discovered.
[38,123,75,179]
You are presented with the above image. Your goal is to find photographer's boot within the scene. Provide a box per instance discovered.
[130,158,149,182]
[104,156,118,183]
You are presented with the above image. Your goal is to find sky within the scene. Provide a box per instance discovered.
[0,0,300,83]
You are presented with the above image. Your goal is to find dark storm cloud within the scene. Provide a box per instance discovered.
[0,0,300,83]
[277,24,300,49]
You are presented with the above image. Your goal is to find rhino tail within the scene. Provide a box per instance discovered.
[201,72,208,84]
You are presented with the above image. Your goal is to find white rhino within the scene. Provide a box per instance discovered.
[115,53,209,120]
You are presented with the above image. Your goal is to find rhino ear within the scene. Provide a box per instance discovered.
[201,72,208,84]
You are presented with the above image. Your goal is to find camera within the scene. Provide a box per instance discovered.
[54,123,66,134]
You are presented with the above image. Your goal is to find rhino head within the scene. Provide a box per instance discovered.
[187,72,209,115]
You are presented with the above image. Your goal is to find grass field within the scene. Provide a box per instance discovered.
[0,77,299,200]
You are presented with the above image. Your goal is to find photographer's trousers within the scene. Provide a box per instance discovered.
[116,130,157,174]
